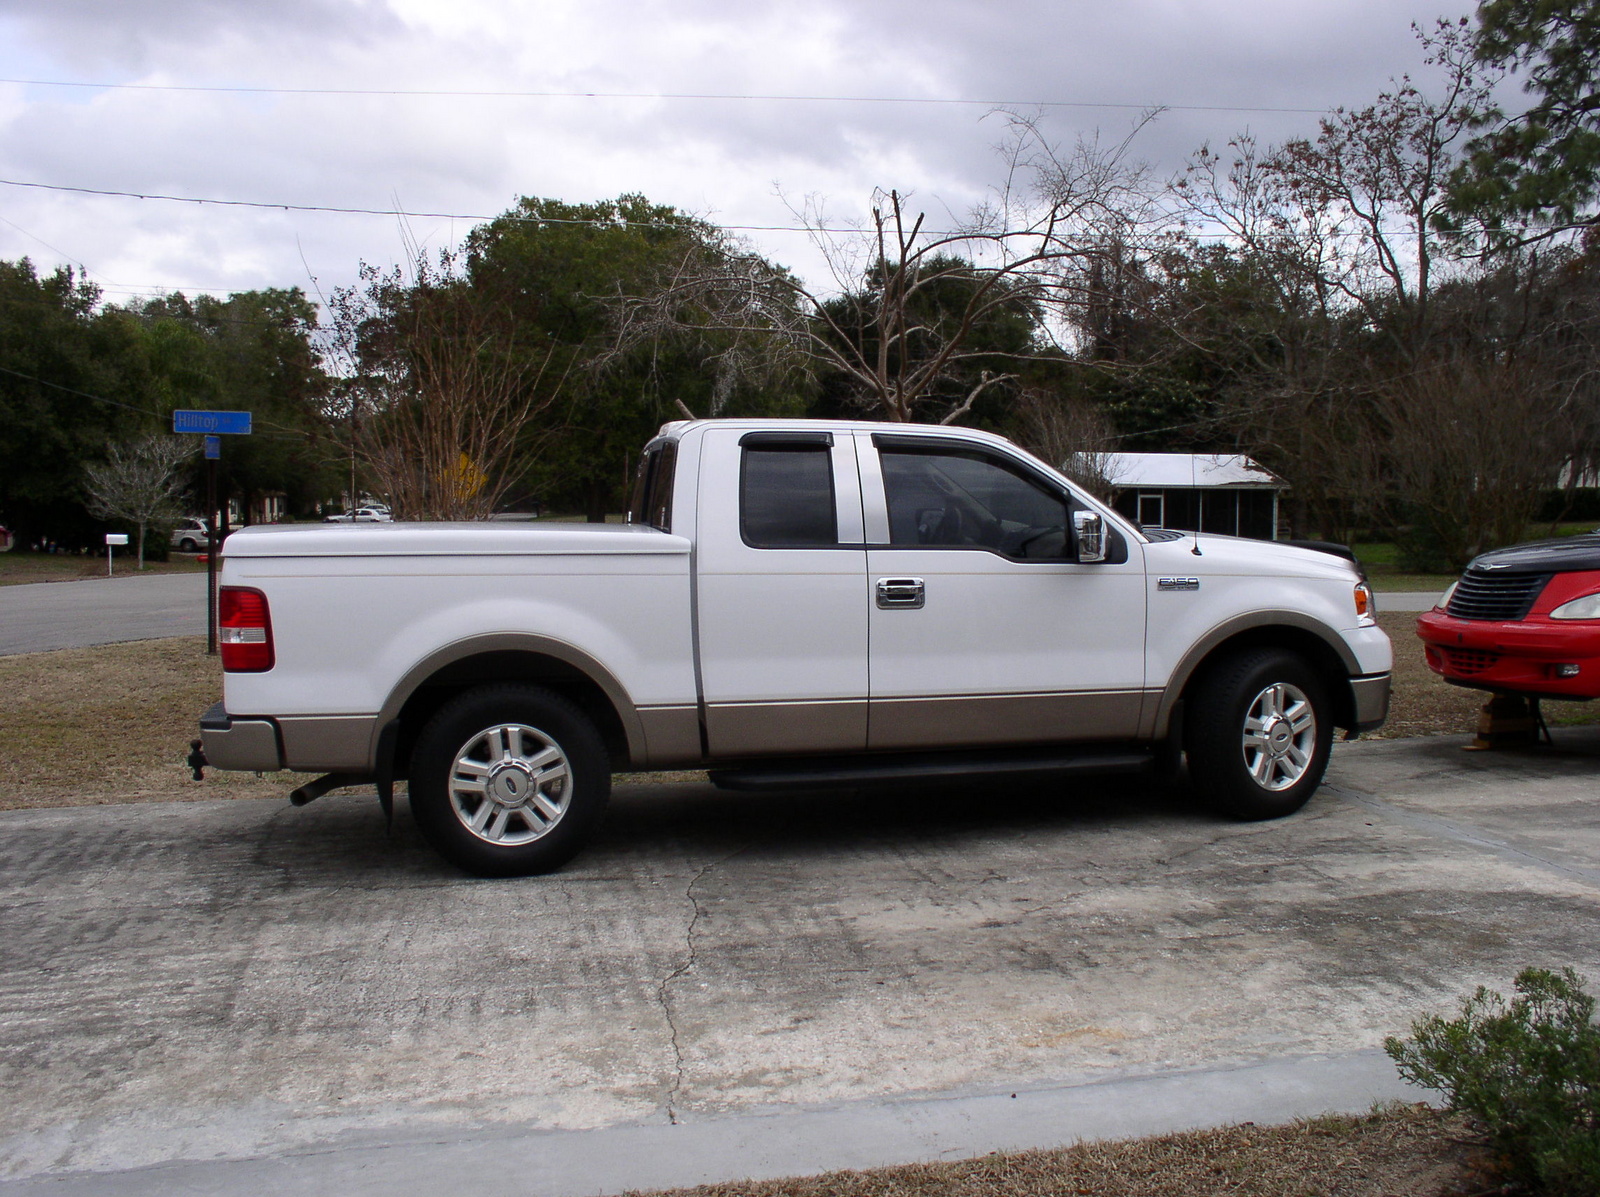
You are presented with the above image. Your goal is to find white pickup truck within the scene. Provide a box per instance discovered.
[197,418,1391,876]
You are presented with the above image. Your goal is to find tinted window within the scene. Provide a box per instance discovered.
[880,448,1068,558]
[741,444,837,547]
[628,441,677,532]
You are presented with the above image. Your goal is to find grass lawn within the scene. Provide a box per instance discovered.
[0,549,208,586]
[626,1105,1479,1197]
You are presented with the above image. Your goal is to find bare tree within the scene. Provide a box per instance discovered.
[328,251,563,521]
[1012,386,1124,502]
[606,118,1165,425]
[84,434,193,569]
[1382,351,1571,568]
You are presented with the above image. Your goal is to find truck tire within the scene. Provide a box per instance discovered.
[408,684,610,877]
[1184,648,1333,820]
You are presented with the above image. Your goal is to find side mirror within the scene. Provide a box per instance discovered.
[1073,511,1106,563]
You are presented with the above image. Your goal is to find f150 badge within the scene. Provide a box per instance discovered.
[1158,577,1201,591]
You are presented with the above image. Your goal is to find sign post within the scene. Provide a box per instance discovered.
[173,411,252,654]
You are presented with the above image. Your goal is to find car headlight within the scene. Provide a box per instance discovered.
[1550,593,1600,620]
[1435,581,1458,611]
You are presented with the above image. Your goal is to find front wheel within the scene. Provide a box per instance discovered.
[1184,648,1334,820]
[409,684,610,877]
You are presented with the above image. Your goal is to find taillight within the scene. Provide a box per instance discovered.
[219,587,274,671]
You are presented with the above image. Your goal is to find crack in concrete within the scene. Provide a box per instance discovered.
[655,854,730,1125]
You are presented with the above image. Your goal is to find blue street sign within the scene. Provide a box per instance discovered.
[203,435,221,460]
[173,410,252,436]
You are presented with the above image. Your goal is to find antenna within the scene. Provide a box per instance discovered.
[1190,452,1203,556]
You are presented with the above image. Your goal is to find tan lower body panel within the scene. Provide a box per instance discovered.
[868,690,1149,752]
[635,705,703,768]
[704,699,867,758]
[277,715,378,772]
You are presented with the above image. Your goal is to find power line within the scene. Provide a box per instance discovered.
[0,77,1332,115]
[1,175,1508,241]
[0,363,166,420]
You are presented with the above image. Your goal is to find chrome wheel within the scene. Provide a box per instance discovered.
[448,722,571,845]
[1240,681,1317,791]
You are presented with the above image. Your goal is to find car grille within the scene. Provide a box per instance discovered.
[1437,646,1501,675]
[1445,571,1550,621]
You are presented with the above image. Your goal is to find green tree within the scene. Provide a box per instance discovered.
[120,288,335,525]
[465,194,807,521]
[0,259,150,548]
[1450,0,1600,244]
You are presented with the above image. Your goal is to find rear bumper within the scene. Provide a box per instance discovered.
[1416,610,1600,698]
[199,702,282,771]
[199,704,378,772]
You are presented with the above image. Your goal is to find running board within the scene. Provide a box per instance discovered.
[709,748,1154,792]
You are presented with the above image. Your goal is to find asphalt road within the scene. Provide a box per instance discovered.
[0,573,208,655]
[4,730,1599,1195]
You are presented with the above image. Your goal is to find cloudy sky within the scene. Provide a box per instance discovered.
[0,0,1479,308]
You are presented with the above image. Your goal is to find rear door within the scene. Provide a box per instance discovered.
[694,428,869,757]
[859,432,1149,751]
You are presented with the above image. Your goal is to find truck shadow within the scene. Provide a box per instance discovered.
[258,771,1211,883]
[590,771,1205,863]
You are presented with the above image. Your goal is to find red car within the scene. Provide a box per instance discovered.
[1417,534,1600,699]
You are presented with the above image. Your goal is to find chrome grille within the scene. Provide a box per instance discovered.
[1446,571,1549,621]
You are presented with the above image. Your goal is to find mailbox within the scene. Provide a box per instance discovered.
[105,533,129,546]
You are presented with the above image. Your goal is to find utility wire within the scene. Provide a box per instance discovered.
[11,175,1562,241]
[0,363,167,419]
[0,77,1332,114]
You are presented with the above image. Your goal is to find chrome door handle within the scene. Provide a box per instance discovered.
[876,577,925,609]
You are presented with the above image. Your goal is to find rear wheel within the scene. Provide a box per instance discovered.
[179,537,199,552]
[1185,648,1333,820]
[409,684,610,876]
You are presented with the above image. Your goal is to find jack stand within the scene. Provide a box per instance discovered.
[1465,694,1548,750]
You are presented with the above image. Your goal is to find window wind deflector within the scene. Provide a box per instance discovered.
[872,432,978,452]
[739,430,833,447]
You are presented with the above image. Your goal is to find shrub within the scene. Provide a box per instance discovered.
[1385,967,1600,1195]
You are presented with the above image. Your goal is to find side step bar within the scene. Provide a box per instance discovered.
[709,748,1154,792]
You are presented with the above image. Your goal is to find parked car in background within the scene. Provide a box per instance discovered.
[1417,531,1600,700]
[170,518,210,552]
[323,507,394,523]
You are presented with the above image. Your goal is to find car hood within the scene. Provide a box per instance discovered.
[1467,533,1600,575]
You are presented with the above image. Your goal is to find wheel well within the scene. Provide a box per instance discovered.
[1179,627,1356,728]
[392,651,633,775]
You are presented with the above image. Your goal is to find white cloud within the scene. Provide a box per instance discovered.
[0,0,1472,305]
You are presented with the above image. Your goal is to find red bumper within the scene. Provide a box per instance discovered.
[1416,608,1600,698]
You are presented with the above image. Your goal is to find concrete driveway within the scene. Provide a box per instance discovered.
[0,573,207,655]
[4,730,1599,1196]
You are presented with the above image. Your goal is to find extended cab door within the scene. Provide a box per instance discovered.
[859,432,1149,751]
[694,427,869,756]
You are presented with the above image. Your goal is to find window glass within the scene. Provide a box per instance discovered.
[741,444,838,547]
[628,441,677,532]
[880,448,1069,558]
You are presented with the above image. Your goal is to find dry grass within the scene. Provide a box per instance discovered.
[0,549,207,586]
[631,1105,1482,1197]
[0,636,292,810]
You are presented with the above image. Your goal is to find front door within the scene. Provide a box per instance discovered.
[858,432,1149,751]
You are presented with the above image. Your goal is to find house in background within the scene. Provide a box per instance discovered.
[1081,452,1289,541]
